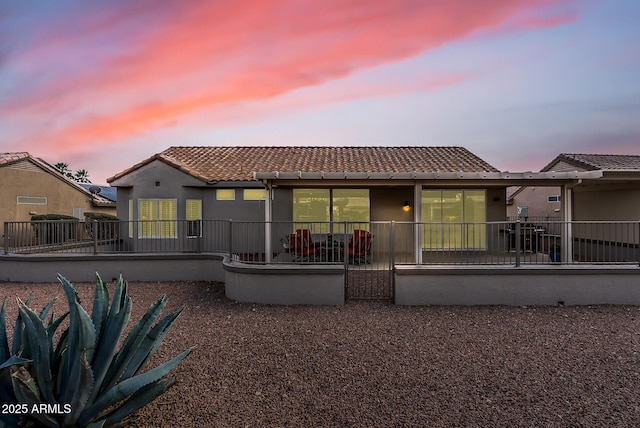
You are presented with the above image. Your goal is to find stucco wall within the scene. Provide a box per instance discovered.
[0,253,225,283]
[113,160,267,223]
[507,186,562,219]
[4,255,639,306]
[224,261,345,305]
[573,185,640,221]
[395,265,640,305]
[1,163,114,223]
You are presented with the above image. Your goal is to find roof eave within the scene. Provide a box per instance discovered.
[253,171,604,181]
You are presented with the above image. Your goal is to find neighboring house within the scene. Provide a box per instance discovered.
[507,153,640,222]
[505,153,640,262]
[0,152,116,225]
[107,146,597,257]
[506,185,562,220]
[541,153,640,222]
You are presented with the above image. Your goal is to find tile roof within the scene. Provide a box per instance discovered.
[108,146,499,183]
[0,152,29,166]
[543,153,640,172]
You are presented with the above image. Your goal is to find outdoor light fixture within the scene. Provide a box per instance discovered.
[402,201,411,212]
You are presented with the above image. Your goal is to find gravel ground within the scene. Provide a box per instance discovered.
[2,279,640,427]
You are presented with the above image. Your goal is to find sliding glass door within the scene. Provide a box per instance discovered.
[421,190,486,250]
[293,189,370,232]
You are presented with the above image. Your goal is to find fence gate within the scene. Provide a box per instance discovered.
[345,222,393,301]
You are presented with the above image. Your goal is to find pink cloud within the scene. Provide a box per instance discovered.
[1,0,576,151]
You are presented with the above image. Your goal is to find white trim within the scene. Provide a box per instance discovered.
[254,170,604,181]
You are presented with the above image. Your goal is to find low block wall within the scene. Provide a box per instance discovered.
[0,253,225,283]
[224,260,345,305]
[395,265,640,306]
[4,254,639,306]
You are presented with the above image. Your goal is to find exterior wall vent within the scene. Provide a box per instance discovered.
[17,196,48,205]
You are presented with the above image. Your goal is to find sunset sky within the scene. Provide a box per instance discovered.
[1,0,639,184]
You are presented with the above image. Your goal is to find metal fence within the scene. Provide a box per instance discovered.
[3,219,639,265]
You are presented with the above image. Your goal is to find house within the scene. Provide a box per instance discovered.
[107,146,503,223]
[3,147,637,306]
[106,146,601,259]
[506,185,562,220]
[505,153,640,263]
[508,153,640,221]
[0,152,116,224]
[541,153,640,221]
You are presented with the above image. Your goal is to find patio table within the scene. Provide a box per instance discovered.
[316,240,344,262]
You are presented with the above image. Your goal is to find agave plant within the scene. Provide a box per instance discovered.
[3,273,192,428]
[1,295,66,428]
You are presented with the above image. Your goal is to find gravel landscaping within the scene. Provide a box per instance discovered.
[2,279,640,427]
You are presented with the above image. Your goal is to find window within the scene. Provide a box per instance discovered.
[293,189,330,232]
[293,189,329,221]
[332,189,370,232]
[547,195,561,203]
[243,189,266,200]
[292,189,370,233]
[216,189,235,200]
[186,199,202,238]
[128,199,134,238]
[421,190,486,250]
[138,199,177,238]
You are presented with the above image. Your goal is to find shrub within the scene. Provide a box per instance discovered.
[30,214,79,221]
[83,213,118,222]
[30,214,80,244]
[83,213,119,241]
[0,273,192,427]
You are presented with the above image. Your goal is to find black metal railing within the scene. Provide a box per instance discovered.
[3,219,639,266]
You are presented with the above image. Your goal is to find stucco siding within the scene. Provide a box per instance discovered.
[0,165,113,223]
[507,186,562,218]
[574,187,640,221]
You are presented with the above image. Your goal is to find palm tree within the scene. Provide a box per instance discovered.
[54,162,73,179]
[74,169,91,183]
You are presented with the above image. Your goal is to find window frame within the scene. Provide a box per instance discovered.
[243,189,267,201]
[421,189,487,250]
[216,189,235,201]
[292,188,370,233]
[137,198,177,239]
[186,199,202,238]
[128,199,134,238]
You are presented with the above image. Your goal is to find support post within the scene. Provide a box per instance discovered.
[390,221,395,270]
[414,182,422,264]
[3,221,8,254]
[562,183,575,264]
[515,220,521,267]
[390,221,395,298]
[264,183,273,263]
[343,221,349,270]
[93,220,98,255]
[228,219,233,261]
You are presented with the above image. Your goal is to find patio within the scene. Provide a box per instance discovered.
[2,218,639,305]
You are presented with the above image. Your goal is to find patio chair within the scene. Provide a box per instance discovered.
[290,229,318,262]
[348,229,373,264]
